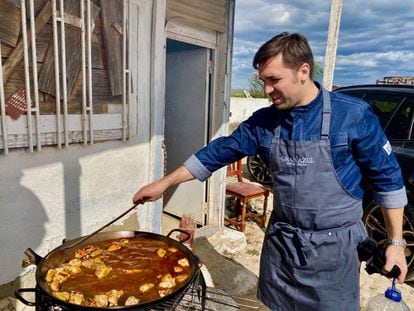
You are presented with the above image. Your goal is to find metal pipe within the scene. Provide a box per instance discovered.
[122,0,127,141]
[52,0,62,148]
[21,0,34,152]
[29,0,41,151]
[0,41,8,154]
[86,0,94,144]
[59,0,69,147]
[127,0,132,139]
[80,0,87,145]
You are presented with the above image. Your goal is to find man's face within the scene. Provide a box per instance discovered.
[258,54,308,110]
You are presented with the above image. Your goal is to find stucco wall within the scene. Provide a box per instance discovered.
[0,139,156,286]
[229,97,270,123]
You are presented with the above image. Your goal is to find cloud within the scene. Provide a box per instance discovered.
[232,0,414,89]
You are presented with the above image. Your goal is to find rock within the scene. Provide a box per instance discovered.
[205,227,247,255]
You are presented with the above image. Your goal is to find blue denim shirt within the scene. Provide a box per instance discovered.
[185,86,407,208]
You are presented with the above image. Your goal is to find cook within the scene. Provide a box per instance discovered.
[132,32,408,310]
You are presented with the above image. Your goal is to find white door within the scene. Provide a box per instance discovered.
[164,46,210,224]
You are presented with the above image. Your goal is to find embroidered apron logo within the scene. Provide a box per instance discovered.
[280,156,315,166]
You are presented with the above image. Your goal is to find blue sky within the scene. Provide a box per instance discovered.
[231,0,414,90]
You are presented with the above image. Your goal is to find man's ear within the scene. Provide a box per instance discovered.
[298,63,311,80]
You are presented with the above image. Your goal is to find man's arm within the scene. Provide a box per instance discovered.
[381,207,407,283]
[132,166,195,204]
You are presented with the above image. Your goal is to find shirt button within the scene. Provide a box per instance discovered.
[328,232,332,236]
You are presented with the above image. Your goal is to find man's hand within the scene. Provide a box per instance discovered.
[383,244,407,283]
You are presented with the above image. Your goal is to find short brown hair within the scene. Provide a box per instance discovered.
[253,32,314,78]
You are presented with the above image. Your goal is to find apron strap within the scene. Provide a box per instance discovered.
[321,88,331,138]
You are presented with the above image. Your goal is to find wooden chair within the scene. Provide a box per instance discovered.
[225,159,270,232]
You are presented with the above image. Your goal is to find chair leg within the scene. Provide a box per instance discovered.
[240,198,248,232]
[262,193,269,227]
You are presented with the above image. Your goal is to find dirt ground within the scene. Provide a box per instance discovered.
[223,191,414,310]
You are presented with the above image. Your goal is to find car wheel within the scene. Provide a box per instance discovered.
[246,155,273,186]
[363,201,414,281]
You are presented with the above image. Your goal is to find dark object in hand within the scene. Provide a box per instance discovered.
[357,237,401,278]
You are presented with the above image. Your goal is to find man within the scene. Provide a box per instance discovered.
[133,32,407,310]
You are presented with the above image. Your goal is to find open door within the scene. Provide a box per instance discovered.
[164,41,210,224]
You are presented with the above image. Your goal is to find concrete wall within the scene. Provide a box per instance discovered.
[0,139,156,286]
[229,97,270,124]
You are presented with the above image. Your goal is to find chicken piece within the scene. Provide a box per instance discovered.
[75,245,99,259]
[68,258,82,267]
[175,274,189,283]
[106,289,124,307]
[69,292,85,305]
[125,296,140,306]
[95,264,112,279]
[157,248,167,258]
[94,294,109,307]
[174,266,183,273]
[84,298,97,307]
[158,273,176,289]
[168,247,178,253]
[52,291,70,302]
[53,272,69,284]
[139,283,155,293]
[119,239,129,246]
[177,258,189,267]
[158,289,173,297]
[90,248,103,257]
[50,281,61,292]
[63,264,82,275]
[81,258,95,270]
[45,269,57,282]
[107,243,122,252]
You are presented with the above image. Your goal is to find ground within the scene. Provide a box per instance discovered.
[222,191,414,310]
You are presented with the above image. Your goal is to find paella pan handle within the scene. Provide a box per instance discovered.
[167,229,191,243]
[15,288,38,307]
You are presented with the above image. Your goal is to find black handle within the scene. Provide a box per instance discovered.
[167,229,191,243]
[15,288,38,306]
[384,265,401,278]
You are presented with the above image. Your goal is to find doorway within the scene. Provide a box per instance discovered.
[164,39,212,225]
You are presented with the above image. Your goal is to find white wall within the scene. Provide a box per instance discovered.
[229,97,270,123]
[0,139,156,284]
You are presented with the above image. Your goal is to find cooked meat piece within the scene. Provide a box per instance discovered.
[63,263,82,275]
[69,292,85,305]
[119,239,129,246]
[174,266,183,273]
[175,274,189,283]
[106,289,124,307]
[107,243,122,252]
[50,281,61,292]
[90,248,103,257]
[157,248,167,258]
[158,289,173,297]
[125,296,140,306]
[95,264,112,279]
[139,283,155,293]
[168,247,178,253]
[84,297,97,307]
[81,258,95,270]
[45,269,57,282]
[94,294,108,307]
[68,259,82,267]
[75,245,99,259]
[158,273,176,289]
[52,291,70,302]
[177,258,189,267]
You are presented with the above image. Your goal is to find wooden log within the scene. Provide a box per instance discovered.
[2,0,52,83]
[0,0,21,47]
[38,0,100,98]
[100,0,124,96]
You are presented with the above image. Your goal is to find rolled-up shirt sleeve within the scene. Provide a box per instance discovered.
[354,103,407,208]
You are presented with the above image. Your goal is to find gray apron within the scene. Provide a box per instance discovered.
[257,88,367,311]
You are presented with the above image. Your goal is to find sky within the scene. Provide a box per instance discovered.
[231,0,414,90]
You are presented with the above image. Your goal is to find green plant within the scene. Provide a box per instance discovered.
[246,248,260,256]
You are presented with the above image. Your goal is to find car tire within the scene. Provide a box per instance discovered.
[246,155,273,186]
[363,200,414,281]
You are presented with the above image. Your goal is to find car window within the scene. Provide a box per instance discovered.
[362,92,405,130]
[385,98,413,140]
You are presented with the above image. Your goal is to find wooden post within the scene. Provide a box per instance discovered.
[322,0,343,91]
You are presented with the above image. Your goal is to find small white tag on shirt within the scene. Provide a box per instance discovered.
[383,140,392,155]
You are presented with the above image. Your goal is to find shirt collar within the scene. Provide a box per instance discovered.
[289,82,322,116]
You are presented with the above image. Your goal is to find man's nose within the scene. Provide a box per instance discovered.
[264,84,273,95]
